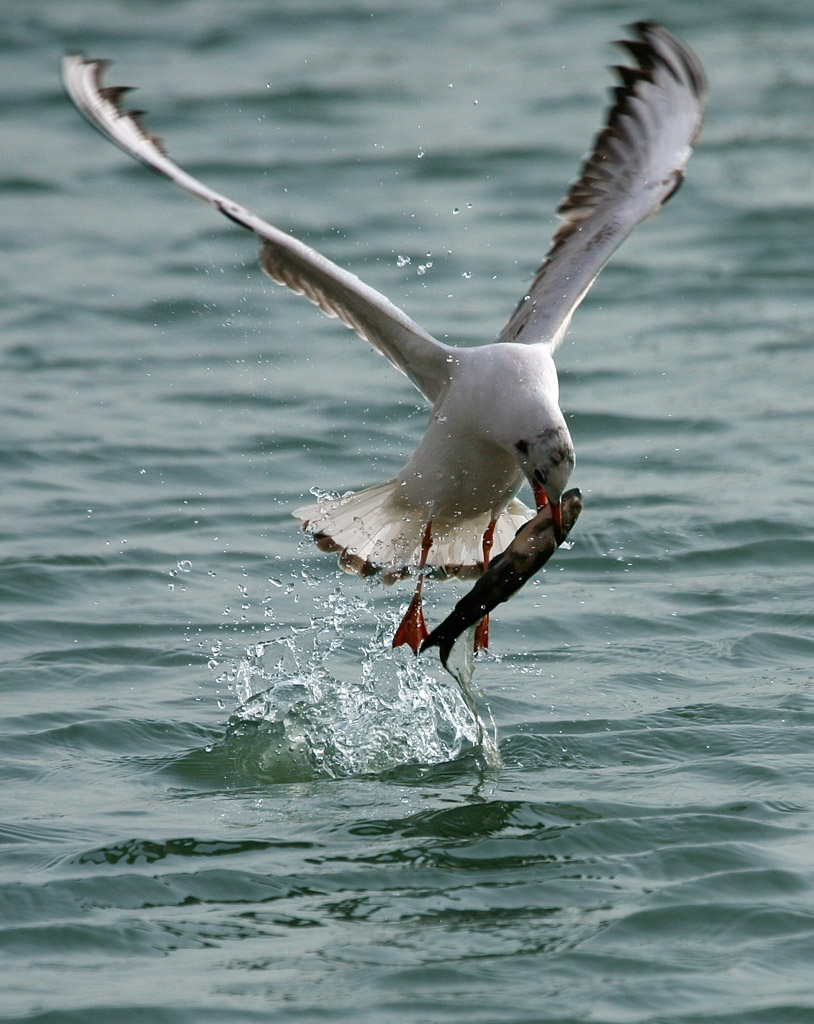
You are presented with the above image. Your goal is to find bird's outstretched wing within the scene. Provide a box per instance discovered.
[61,54,453,403]
[497,22,707,350]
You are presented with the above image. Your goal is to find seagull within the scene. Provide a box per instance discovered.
[62,22,706,653]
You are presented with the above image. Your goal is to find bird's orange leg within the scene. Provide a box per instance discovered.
[474,518,497,652]
[393,519,433,653]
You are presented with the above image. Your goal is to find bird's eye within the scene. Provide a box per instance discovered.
[515,440,529,456]
[534,468,547,484]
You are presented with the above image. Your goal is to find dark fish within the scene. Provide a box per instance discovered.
[421,488,583,668]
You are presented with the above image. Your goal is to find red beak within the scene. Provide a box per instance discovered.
[532,481,563,544]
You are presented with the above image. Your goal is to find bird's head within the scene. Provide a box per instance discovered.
[513,425,576,541]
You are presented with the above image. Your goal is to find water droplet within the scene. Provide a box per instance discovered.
[452,207,460,215]
[416,147,425,159]
[462,271,472,279]
[396,254,411,267]
[177,560,192,573]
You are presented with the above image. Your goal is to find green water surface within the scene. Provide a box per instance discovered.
[2,2,813,1022]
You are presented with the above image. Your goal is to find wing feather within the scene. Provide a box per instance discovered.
[61,53,452,402]
[497,22,707,349]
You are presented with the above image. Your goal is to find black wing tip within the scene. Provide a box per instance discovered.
[62,52,110,81]
[613,21,707,103]
[100,84,135,103]
[616,21,708,101]
[62,51,168,158]
[556,22,706,221]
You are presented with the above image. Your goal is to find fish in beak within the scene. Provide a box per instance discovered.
[421,487,583,669]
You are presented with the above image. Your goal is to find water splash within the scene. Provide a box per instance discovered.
[438,625,501,767]
[215,586,498,780]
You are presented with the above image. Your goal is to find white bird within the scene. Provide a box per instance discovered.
[62,22,706,653]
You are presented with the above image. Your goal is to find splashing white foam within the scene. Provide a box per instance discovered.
[216,585,499,779]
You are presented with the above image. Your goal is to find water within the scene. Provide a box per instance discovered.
[3,1,814,1021]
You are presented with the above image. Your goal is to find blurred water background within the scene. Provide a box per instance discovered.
[2,1,814,1021]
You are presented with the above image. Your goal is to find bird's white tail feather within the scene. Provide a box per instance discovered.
[294,481,532,580]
